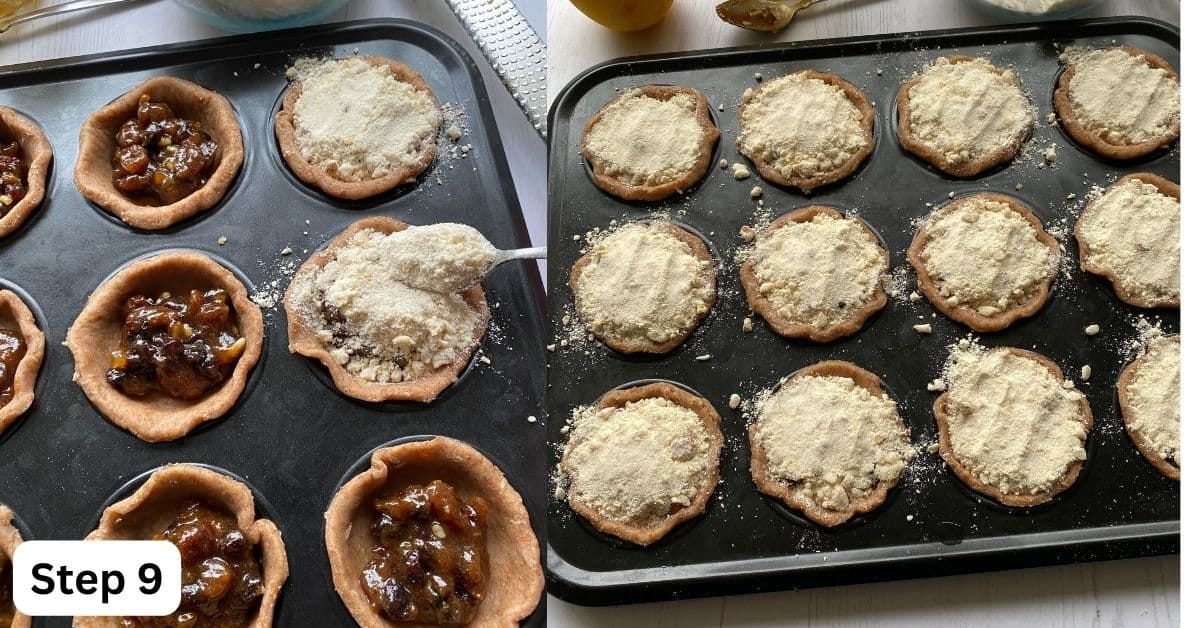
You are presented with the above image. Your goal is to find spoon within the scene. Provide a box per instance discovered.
[492,246,547,267]
[408,244,545,294]
[0,0,150,33]
[716,0,829,33]
[385,222,546,294]
[450,245,545,292]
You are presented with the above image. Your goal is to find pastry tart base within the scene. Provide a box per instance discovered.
[740,206,887,342]
[1118,335,1181,480]
[1053,46,1180,160]
[65,251,264,442]
[934,348,1093,507]
[581,85,720,202]
[0,289,45,436]
[75,76,244,231]
[75,464,288,628]
[284,216,489,403]
[274,56,441,200]
[0,107,53,239]
[1,504,31,628]
[325,437,543,628]
[737,71,875,194]
[909,193,1057,332]
[897,55,1033,178]
[749,361,909,527]
[563,382,724,546]
[1075,172,1180,309]
[569,222,716,354]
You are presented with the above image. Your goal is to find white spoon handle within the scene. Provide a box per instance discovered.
[494,246,547,264]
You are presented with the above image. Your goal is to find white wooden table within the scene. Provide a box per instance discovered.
[546,0,1180,626]
[0,0,547,256]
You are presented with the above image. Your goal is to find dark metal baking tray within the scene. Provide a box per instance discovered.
[546,17,1179,606]
[0,18,547,626]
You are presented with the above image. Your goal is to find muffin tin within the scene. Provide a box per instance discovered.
[0,19,546,626]
[546,17,1179,605]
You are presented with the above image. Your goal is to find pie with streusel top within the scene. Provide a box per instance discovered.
[581,85,719,202]
[909,193,1059,332]
[741,206,887,342]
[750,361,914,527]
[570,221,716,354]
[560,382,723,546]
[737,71,874,193]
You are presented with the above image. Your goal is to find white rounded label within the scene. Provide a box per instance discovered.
[12,541,182,617]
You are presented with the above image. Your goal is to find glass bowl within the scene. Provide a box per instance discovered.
[174,0,349,33]
[963,0,1104,22]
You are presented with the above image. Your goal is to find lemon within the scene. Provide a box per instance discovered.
[568,0,675,32]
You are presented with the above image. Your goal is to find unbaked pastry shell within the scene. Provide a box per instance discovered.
[0,107,53,239]
[65,251,264,443]
[562,381,724,546]
[749,360,910,527]
[581,85,720,202]
[1117,335,1181,480]
[75,76,245,231]
[934,347,1093,507]
[569,222,716,354]
[1053,46,1180,161]
[274,55,442,201]
[283,216,489,403]
[74,464,288,628]
[1075,172,1180,309]
[909,192,1058,332]
[896,55,1033,178]
[737,70,875,194]
[1,504,31,628]
[741,206,887,342]
[324,437,543,628]
[0,290,45,437]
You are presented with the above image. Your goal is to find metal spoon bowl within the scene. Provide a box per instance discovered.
[716,0,828,33]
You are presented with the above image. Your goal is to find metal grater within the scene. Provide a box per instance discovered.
[443,0,548,139]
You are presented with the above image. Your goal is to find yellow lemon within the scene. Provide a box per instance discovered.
[568,0,675,32]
